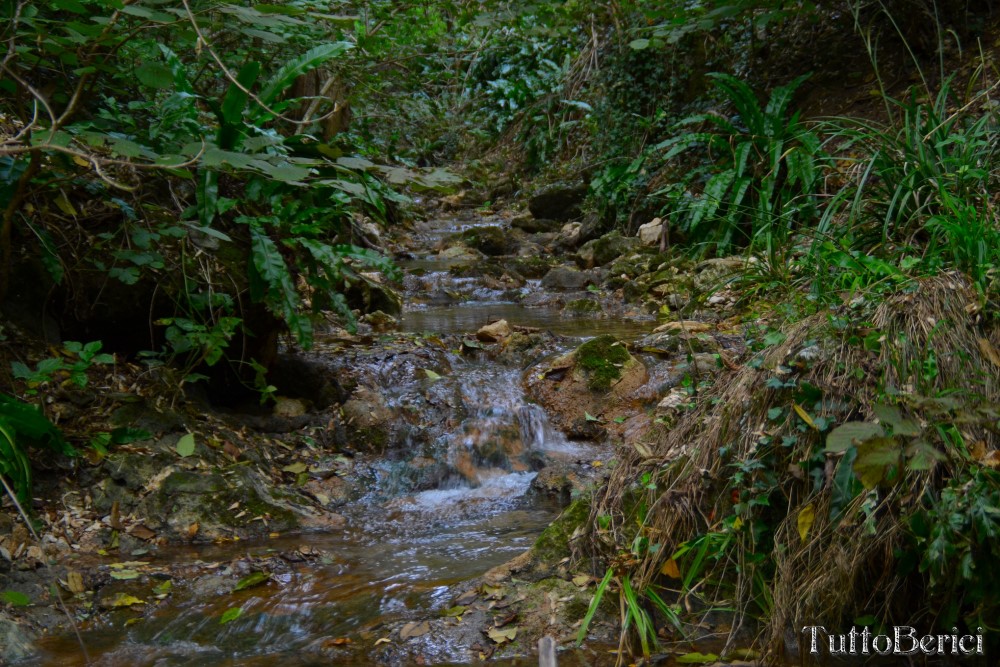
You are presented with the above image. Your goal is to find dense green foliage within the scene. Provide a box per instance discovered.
[3,0,1000,659]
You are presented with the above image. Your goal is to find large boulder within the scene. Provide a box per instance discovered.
[527,182,588,221]
[575,231,640,269]
[525,335,648,439]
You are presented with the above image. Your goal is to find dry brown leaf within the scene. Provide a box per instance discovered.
[399,621,430,639]
[979,338,1000,369]
[187,522,199,539]
[129,524,156,540]
[660,558,681,579]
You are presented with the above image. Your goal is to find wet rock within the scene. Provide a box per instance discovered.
[577,211,611,246]
[694,256,747,291]
[440,189,487,210]
[525,335,648,438]
[343,276,403,317]
[451,226,516,256]
[272,396,307,418]
[341,386,394,453]
[554,221,583,249]
[636,330,719,356]
[142,468,298,542]
[511,213,562,233]
[303,475,355,507]
[637,217,664,245]
[540,266,597,291]
[575,230,640,269]
[502,256,552,279]
[527,182,587,221]
[564,298,602,315]
[361,310,398,332]
[477,319,511,342]
[437,244,485,261]
[0,612,34,662]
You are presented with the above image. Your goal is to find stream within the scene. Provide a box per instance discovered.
[27,212,655,666]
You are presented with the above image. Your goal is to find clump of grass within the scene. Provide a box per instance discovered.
[588,275,1000,658]
[577,335,631,391]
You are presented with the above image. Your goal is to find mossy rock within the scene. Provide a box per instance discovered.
[451,226,515,256]
[564,298,602,315]
[533,497,590,561]
[577,334,632,391]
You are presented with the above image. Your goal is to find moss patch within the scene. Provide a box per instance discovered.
[565,298,602,314]
[576,335,631,391]
[533,497,590,561]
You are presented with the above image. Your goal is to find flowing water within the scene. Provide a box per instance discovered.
[30,213,654,666]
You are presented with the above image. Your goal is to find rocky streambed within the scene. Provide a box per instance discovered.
[1,200,751,666]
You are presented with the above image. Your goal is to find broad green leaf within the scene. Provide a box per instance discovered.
[259,42,353,107]
[825,422,884,453]
[234,571,270,592]
[220,607,243,624]
[873,404,921,436]
[853,437,901,489]
[0,590,30,607]
[175,433,195,457]
[135,63,174,90]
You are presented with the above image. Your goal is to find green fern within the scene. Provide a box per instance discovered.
[0,394,74,504]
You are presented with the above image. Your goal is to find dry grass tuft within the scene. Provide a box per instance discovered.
[590,274,1000,657]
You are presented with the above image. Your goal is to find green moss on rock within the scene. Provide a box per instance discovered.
[533,497,590,561]
[565,298,602,314]
[576,335,631,391]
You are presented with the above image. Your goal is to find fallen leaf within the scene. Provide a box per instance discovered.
[660,558,681,579]
[66,571,86,594]
[487,626,517,644]
[572,574,592,587]
[110,569,140,580]
[423,369,442,381]
[322,637,352,647]
[455,589,478,605]
[399,621,430,639]
[443,605,466,617]
[176,433,196,457]
[0,591,30,607]
[187,522,199,539]
[374,637,392,645]
[220,607,243,624]
[110,593,145,608]
[129,525,156,540]
[797,503,816,543]
[793,403,817,430]
[282,462,307,474]
[234,571,270,592]
[978,338,1000,368]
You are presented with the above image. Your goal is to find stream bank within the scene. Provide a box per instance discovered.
[2,199,752,666]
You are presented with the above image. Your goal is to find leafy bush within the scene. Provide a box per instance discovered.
[0,394,74,503]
